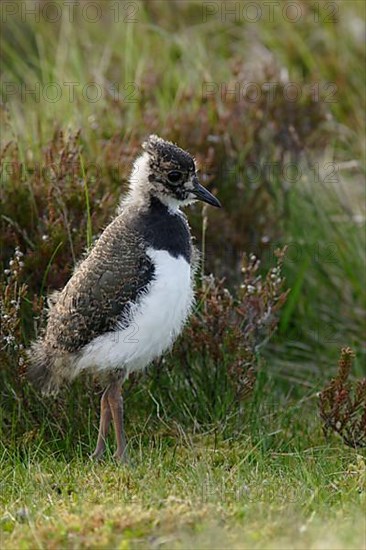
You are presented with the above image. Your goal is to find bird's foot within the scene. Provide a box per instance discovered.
[113,448,129,464]
[90,445,106,461]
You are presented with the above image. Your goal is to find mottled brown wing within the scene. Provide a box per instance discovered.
[45,216,154,353]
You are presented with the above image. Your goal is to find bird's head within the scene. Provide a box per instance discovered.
[128,135,221,210]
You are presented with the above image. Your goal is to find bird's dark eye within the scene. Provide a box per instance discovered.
[167,171,183,184]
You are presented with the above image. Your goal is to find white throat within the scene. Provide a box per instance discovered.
[155,194,195,213]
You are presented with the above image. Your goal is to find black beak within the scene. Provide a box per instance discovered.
[192,177,221,208]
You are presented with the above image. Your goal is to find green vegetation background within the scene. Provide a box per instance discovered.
[0,1,365,548]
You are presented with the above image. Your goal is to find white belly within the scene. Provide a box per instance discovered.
[75,249,194,376]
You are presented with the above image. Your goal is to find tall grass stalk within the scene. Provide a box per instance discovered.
[79,152,93,251]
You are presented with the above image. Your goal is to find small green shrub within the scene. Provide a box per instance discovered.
[319,347,366,448]
[148,249,288,427]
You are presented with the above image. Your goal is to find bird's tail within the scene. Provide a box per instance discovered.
[26,339,66,395]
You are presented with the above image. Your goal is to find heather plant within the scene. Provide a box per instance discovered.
[319,347,366,449]
[149,249,288,426]
[0,246,29,368]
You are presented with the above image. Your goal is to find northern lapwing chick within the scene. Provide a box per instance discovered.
[27,135,221,461]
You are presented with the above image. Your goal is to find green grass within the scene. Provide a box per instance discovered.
[1,1,365,548]
[1,418,365,549]
[1,371,365,548]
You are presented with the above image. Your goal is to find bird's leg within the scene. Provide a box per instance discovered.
[107,381,128,462]
[90,387,112,460]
